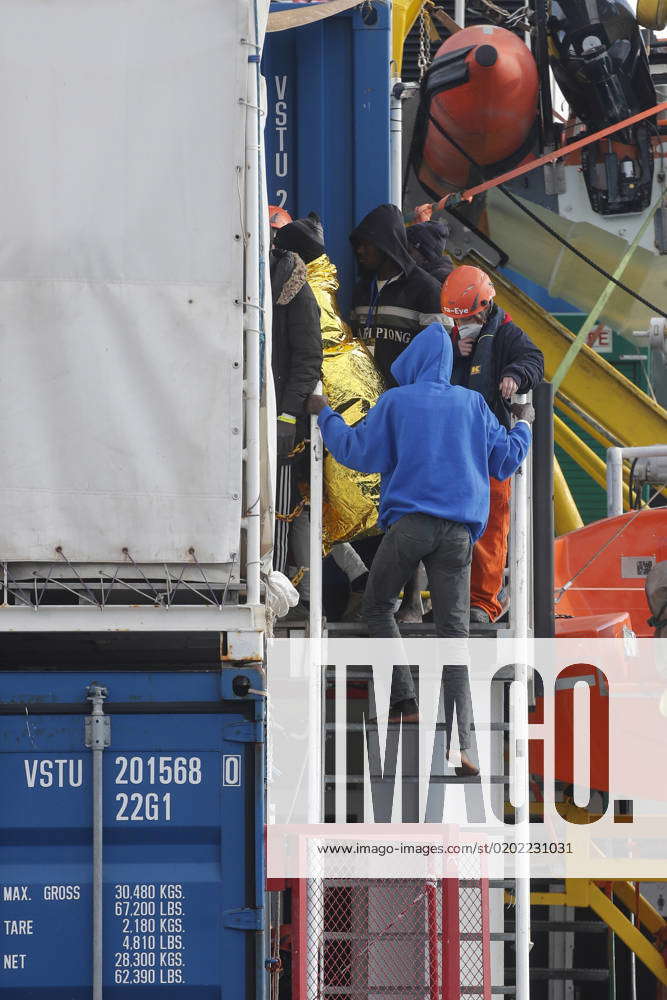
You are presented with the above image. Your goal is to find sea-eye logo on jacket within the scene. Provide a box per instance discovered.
[471,365,481,374]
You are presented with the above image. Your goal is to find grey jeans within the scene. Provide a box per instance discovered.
[362,513,474,748]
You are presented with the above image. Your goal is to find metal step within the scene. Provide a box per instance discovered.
[326,620,510,637]
[529,968,609,982]
[527,920,607,934]
[324,720,511,731]
[492,968,609,996]
[325,773,510,784]
[491,879,564,889]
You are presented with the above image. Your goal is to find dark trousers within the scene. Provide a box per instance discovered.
[273,460,293,576]
[362,513,473,748]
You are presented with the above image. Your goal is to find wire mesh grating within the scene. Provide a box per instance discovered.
[302,877,491,1000]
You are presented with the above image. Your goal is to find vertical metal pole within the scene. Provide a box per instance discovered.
[629,912,638,1000]
[490,677,506,994]
[454,0,466,28]
[426,881,439,1000]
[480,878,492,1000]
[606,448,624,518]
[309,382,324,641]
[509,394,531,1000]
[390,78,403,208]
[86,684,110,1000]
[509,395,532,641]
[307,383,324,1000]
[291,879,309,1000]
[243,15,263,608]
[607,892,617,1000]
[532,0,554,150]
[442,877,461,999]
[532,383,554,639]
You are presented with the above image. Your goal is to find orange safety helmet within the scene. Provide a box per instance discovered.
[268,204,292,229]
[440,265,496,320]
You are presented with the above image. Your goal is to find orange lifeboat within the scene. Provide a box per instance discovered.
[554,508,667,637]
[414,25,539,196]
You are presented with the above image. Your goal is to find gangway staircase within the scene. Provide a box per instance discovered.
[461,258,667,525]
[523,878,667,992]
[488,265,667,452]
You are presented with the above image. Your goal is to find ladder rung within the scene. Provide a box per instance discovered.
[529,968,609,982]
[529,920,607,933]
[323,721,510,731]
[324,774,510,784]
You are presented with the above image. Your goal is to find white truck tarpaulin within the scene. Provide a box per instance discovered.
[0,0,250,564]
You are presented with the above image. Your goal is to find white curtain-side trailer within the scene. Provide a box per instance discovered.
[0,0,274,657]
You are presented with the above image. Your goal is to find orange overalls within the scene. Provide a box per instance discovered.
[470,475,511,621]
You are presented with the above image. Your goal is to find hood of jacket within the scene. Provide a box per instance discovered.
[274,212,325,264]
[270,249,308,306]
[349,204,415,277]
[390,323,453,387]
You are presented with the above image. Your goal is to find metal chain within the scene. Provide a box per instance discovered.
[417,4,430,82]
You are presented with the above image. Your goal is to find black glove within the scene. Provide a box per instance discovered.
[277,414,296,458]
[306,393,329,415]
[510,402,535,424]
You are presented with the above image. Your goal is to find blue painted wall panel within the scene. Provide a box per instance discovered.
[0,669,264,998]
[264,3,391,312]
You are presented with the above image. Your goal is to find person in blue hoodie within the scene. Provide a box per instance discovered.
[307,323,533,770]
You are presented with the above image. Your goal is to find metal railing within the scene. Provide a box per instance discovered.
[606,444,667,517]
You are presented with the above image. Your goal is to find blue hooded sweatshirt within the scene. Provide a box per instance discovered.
[317,323,531,541]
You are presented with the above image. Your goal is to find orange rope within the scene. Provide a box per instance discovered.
[416,99,667,215]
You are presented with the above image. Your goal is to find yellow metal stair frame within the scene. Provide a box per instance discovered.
[487,265,667,449]
[528,879,667,986]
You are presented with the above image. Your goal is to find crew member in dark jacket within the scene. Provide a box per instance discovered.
[442,265,544,624]
[406,219,453,285]
[269,206,323,577]
[349,203,444,385]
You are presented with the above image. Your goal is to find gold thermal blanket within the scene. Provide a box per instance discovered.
[306,254,385,550]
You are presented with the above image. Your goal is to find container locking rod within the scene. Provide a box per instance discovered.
[86,684,110,1000]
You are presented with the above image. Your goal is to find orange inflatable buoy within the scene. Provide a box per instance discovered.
[415,25,539,196]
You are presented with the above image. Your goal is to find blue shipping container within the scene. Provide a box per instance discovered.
[0,666,265,998]
[263,1,391,311]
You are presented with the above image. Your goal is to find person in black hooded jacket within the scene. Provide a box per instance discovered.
[405,219,453,285]
[349,204,444,385]
[269,210,323,579]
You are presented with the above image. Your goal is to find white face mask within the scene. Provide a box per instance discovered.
[457,321,481,340]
